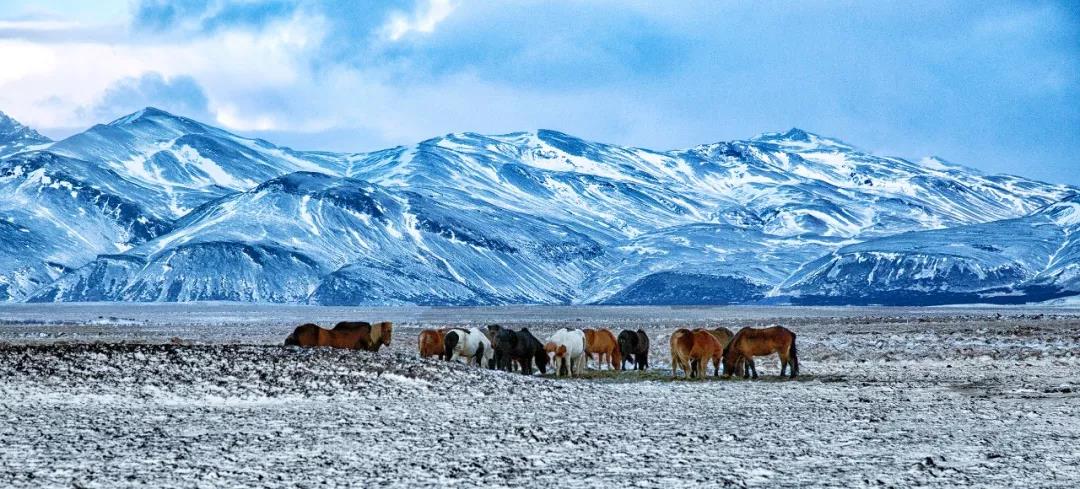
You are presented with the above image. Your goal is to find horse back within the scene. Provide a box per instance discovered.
[286,323,323,347]
[333,321,371,331]
[733,326,794,357]
[690,329,723,358]
[670,328,694,359]
[635,330,650,354]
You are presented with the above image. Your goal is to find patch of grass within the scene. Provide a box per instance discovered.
[541,368,844,383]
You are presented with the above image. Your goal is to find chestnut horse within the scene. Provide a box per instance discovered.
[583,328,621,370]
[670,328,694,378]
[418,328,446,358]
[688,329,724,379]
[722,325,799,379]
[707,327,735,377]
[671,328,724,378]
[284,321,393,352]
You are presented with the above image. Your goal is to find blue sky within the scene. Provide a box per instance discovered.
[0,0,1077,184]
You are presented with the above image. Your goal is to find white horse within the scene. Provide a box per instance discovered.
[444,327,494,367]
[545,328,587,377]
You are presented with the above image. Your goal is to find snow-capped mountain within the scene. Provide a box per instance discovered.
[4,107,1078,305]
[780,194,1080,305]
[46,107,347,217]
[33,172,603,304]
[0,111,51,157]
[0,151,170,300]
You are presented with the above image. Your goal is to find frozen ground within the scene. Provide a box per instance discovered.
[1,304,1079,487]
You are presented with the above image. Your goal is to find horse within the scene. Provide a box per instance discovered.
[284,321,393,352]
[688,329,724,379]
[418,328,446,358]
[722,325,799,379]
[707,327,735,376]
[617,329,649,371]
[443,327,494,367]
[545,328,587,378]
[583,328,621,370]
[669,328,694,378]
[492,327,549,375]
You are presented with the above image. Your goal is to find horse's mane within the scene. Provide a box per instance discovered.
[333,321,371,331]
[371,321,393,346]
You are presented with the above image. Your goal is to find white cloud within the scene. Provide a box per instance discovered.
[382,0,455,42]
[0,11,326,130]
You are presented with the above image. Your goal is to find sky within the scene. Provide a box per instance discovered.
[0,0,1077,184]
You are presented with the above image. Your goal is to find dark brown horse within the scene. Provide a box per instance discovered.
[722,325,798,379]
[284,321,393,352]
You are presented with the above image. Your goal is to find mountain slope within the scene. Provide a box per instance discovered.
[31,172,604,304]
[0,151,170,301]
[779,194,1080,305]
[0,111,51,157]
[582,223,845,304]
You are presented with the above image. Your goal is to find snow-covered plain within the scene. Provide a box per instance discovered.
[1,304,1079,487]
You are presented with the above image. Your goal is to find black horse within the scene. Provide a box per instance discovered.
[486,324,503,369]
[617,329,650,371]
[492,328,548,375]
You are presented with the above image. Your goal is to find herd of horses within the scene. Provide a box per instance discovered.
[284,321,798,379]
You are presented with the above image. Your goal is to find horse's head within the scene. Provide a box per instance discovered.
[378,322,393,346]
[722,349,741,378]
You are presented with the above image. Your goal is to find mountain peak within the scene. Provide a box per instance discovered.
[0,110,50,143]
[106,106,182,126]
[750,128,853,150]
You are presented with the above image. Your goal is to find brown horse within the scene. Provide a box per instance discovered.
[689,329,724,379]
[418,328,446,358]
[707,327,735,377]
[722,325,798,379]
[670,328,694,378]
[284,321,393,352]
[583,328,621,370]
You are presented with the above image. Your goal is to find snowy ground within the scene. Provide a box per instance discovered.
[1,304,1079,487]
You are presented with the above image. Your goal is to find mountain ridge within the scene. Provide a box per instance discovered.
[2,107,1077,305]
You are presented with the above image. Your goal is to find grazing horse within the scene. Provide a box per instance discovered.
[443,327,494,367]
[418,328,446,358]
[707,327,735,376]
[492,328,549,375]
[688,329,724,379]
[284,321,393,352]
[617,329,650,371]
[669,328,694,378]
[583,328,621,370]
[545,328,587,378]
[485,324,504,368]
[722,326,799,379]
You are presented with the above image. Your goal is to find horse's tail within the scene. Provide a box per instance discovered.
[789,332,799,377]
[475,342,486,367]
[443,331,458,361]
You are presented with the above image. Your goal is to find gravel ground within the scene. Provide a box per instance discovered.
[1,304,1079,488]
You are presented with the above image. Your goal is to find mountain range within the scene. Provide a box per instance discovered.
[1,107,1076,305]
